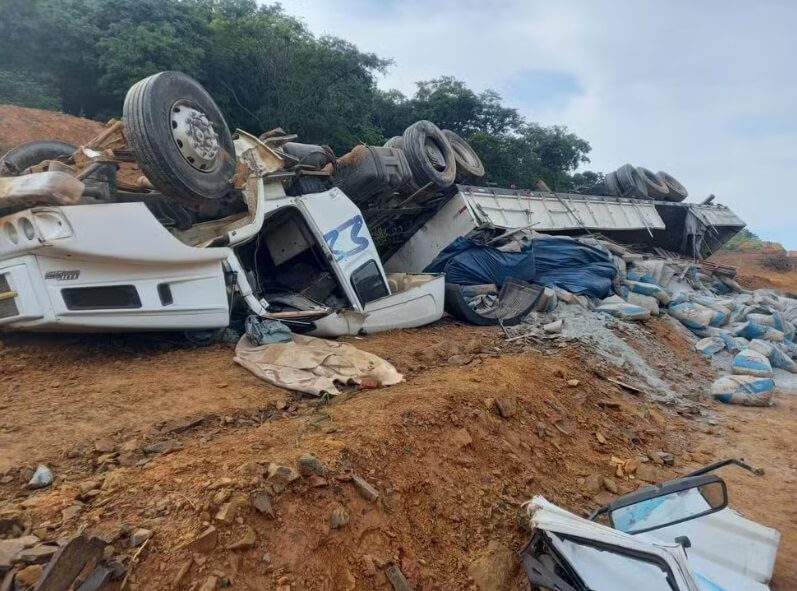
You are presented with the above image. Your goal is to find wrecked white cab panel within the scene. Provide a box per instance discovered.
[641,508,780,591]
[527,462,781,591]
[524,496,700,591]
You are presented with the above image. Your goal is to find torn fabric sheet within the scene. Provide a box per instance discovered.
[234,334,403,396]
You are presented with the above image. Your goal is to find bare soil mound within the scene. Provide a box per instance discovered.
[710,249,797,293]
[0,104,104,154]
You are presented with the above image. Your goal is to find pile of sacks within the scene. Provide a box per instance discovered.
[673,289,797,406]
[582,239,797,406]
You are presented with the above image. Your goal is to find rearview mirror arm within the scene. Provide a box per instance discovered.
[684,458,764,478]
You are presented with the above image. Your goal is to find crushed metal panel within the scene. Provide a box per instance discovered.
[0,172,85,216]
[640,507,780,591]
[686,204,746,227]
[459,187,666,231]
[526,496,700,591]
[232,129,284,177]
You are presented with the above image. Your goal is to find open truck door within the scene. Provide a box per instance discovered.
[294,188,444,336]
[523,496,700,591]
[588,459,780,591]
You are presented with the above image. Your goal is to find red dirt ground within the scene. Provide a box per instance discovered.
[2,313,794,589]
[0,104,104,154]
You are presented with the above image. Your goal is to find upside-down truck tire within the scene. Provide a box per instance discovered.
[443,129,485,177]
[383,136,404,150]
[636,166,670,200]
[0,140,76,175]
[604,171,621,196]
[402,120,456,189]
[657,170,689,202]
[615,163,649,199]
[123,71,236,205]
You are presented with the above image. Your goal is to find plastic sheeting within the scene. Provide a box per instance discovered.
[424,236,616,298]
[234,334,404,396]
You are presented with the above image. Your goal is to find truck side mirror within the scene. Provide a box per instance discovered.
[604,474,728,535]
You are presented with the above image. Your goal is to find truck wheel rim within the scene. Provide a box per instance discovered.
[170,100,220,171]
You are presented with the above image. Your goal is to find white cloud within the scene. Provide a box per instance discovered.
[283,0,797,246]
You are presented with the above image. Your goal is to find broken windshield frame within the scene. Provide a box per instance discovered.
[523,531,683,591]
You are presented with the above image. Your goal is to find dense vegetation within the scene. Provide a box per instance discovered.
[724,229,764,251]
[0,0,602,191]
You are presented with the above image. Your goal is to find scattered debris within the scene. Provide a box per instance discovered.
[385,564,414,591]
[330,506,350,530]
[351,474,380,503]
[467,540,517,591]
[225,526,256,551]
[266,464,299,494]
[26,465,53,490]
[180,527,218,554]
[249,491,275,518]
[297,453,326,477]
[494,398,517,419]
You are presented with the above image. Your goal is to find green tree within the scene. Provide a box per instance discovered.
[0,70,60,110]
[0,0,596,186]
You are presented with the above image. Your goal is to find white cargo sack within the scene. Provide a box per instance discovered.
[623,279,671,305]
[669,302,724,331]
[695,336,725,357]
[731,349,773,378]
[710,375,775,406]
[749,339,797,373]
[596,303,651,321]
[626,292,660,315]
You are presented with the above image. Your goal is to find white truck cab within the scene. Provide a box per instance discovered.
[0,159,444,337]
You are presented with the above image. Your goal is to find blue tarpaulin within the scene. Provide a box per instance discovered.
[424,235,617,298]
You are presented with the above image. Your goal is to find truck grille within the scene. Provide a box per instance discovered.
[0,274,20,319]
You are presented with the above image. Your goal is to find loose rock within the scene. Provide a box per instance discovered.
[61,505,83,522]
[15,564,44,587]
[385,564,413,591]
[566,379,580,387]
[14,544,58,565]
[468,540,518,591]
[309,475,328,488]
[543,319,563,334]
[181,526,217,554]
[214,503,236,525]
[583,474,603,494]
[143,440,182,455]
[330,506,349,529]
[93,439,116,454]
[494,398,517,419]
[297,454,326,477]
[0,538,30,571]
[250,491,275,518]
[636,464,658,483]
[266,464,299,493]
[603,477,618,494]
[129,528,153,547]
[226,526,256,551]
[199,575,218,591]
[451,428,473,449]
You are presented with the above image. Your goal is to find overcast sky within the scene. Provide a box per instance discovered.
[283,0,797,248]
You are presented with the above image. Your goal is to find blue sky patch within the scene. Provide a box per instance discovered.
[500,70,582,111]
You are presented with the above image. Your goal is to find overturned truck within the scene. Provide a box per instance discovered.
[0,71,745,337]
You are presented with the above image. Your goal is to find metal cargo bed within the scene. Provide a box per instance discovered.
[364,185,745,273]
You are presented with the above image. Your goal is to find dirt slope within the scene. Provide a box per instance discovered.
[0,104,104,153]
[2,314,794,589]
[710,249,797,293]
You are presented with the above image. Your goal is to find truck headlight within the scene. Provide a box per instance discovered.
[3,222,19,245]
[32,211,72,241]
[18,217,35,240]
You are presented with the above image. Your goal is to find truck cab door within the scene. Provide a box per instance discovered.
[296,188,389,311]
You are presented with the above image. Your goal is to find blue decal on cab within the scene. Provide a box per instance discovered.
[323,215,369,261]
